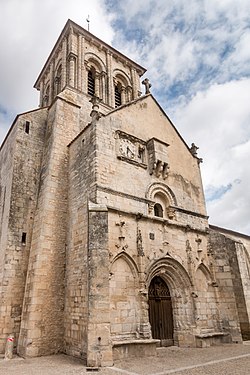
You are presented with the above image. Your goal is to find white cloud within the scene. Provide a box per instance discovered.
[173,79,250,233]
[0,0,114,142]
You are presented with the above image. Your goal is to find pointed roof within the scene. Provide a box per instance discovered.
[34,19,147,89]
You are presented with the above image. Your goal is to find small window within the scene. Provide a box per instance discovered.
[88,70,95,96]
[154,203,163,218]
[25,121,30,134]
[21,232,27,245]
[115,84,122,107]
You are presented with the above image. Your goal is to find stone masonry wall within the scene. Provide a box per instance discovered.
[210,228,250,340]
[0,121,17,352]
[90,97,226,348]
[95,95,207,219]
[209,230,243,342]
[18,94,80,357]
[65,119,97,360]
[0,109,47,353]
[87,204,112,367]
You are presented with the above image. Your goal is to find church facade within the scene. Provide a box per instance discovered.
[0,20,249,367]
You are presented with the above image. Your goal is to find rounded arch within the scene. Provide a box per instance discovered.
[85,53,107,100]
[85,52,106,73]
[54,59,62,75]
[146,182,177,206]
[111,252,139,280]
[43,81,50,107]
[154,203,164,218]
[54,61,62,95]
[113,69,132,106]
[113,69,132,87]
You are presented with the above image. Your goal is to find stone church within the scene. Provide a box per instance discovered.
[0,20,250,367]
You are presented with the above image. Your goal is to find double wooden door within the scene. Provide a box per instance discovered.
[149,276,173,346]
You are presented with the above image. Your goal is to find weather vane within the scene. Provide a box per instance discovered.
[86,15,90,31]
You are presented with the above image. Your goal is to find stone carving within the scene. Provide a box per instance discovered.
[190,143,199,156]
[116,130,147,168]
[115,221,128,251]
[89,96,102,125]
[190,143,203,164]
[207,240,218,286]
[147,138,170,179]
[186,240,194,285]
[119,139,136,160]
[186,240,194,264]
[166,206,176,220]
[142,78,151,94]
[137,228,144,256]
[195,236,204,262]
[149,277,170,298]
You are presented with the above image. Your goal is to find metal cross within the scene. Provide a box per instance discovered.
[86,15,90,31]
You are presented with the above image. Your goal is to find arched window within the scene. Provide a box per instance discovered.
[154,203,163,218]
[55,65,62,95]
[115,83,122,107]
[88,69,95,96]
[43,84,50,107]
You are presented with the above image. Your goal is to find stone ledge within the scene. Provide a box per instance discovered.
[112,339,160,361]
[195,332,231,348]
[195,332,226,338]
[113,339,160,346]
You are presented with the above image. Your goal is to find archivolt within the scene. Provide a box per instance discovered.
[146,182,177,206]
[85,52,106,72]
[146,257,192,295]
[113,69,132,86]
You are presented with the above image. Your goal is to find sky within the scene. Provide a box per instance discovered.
[0,0,250,234]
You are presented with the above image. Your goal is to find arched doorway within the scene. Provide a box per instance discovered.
[149,276,173,346]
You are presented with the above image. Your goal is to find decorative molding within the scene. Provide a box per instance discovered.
[115,130,147,168]
[147,138,170,179]
[146,182,177,206]
[97,185,153,205]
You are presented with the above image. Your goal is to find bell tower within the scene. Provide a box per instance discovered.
[34,20,146,111]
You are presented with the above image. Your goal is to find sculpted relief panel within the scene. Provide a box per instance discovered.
[115,131,170,180]
[115,130,147,168]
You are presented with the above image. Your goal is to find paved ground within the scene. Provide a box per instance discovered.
[0,342,250,375]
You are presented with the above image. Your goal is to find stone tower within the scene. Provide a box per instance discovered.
[0,19,249,368]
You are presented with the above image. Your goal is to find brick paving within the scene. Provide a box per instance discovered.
[0,343,250,375]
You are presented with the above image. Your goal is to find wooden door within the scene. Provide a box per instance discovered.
[149,276,173,346]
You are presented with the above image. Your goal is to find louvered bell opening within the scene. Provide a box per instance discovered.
[88,71,95,96]
[115,86,122,107]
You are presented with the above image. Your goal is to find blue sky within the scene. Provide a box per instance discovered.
[0,0,250,233]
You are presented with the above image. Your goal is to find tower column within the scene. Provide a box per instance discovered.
[49,61,54,105]
[95,73,100,98]
[131,67,141,99]
[68,54,76,87]
[87,203,113,367]
[121,86,126,104]
[39,80,44,107]
[77,35,82,91]
[62,38,67,88]
[100,72,106,102]
[106,52,114,107]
